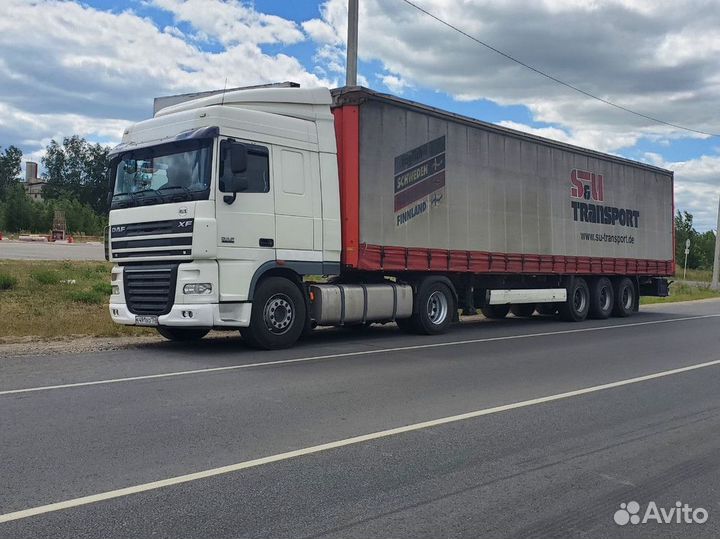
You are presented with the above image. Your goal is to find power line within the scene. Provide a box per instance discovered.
[400,0,719,138]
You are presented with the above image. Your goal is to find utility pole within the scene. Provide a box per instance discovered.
[712,196,720,290]
[346,0,359,86]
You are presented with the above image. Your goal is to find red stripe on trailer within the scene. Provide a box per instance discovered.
[332,105,360,268]
[356,243,673,276]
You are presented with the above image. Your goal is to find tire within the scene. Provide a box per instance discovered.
[240,277,306,349]
[536,303,558,316]
[408,281,455,335]
[156,327,209,341]
[612,277,635,317]
[481,304,510,319]
[589,277,614,319]
[510,304,535,318]
[559,277,590,322]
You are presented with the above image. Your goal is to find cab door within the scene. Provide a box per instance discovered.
[215,139,275,300]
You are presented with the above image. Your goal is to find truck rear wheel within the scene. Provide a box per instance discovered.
[407,281,455,335]
[157,327,209,341]
[559,277,590,322]
[589,277,614,319]
[510,304,535,318]
[241,277,306,350]
[612,277,635,317]
[481,304,510,319]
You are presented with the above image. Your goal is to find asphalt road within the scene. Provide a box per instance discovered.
[2,300,720,538]
[0,240,105,260]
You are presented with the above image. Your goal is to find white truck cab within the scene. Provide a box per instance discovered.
[108,87,343,346]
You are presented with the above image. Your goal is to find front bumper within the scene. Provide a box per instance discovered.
[110,261,253,328]
[110,302,252,328]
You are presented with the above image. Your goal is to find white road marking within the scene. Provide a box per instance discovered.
[1,314,718,397]
[1,357,719,523]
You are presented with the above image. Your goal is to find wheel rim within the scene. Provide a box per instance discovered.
[573,287,587,313]
[622,286,633,310]
[263,293,294,334]
[426,290,449,325]
[600,286,611,311]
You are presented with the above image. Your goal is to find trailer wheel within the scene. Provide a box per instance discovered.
[559,277,590,322]
[481,304,510,319]
[589,277,614,319]
[241,276,306,349]
[157,327,209,341]
[612,277,635,317]
[536,303,558,316]
[409,281,455,335]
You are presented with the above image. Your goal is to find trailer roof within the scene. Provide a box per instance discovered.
[331,86,673,177]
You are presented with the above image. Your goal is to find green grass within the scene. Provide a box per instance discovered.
[0,260,151,340]
[30,269,62,285]
[674,265,712,282]
[0,272,18,290]
[641,282,720,304]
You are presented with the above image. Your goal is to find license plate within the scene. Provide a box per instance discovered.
[135,315,158,326]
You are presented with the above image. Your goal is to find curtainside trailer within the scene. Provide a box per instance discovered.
[107,85,673,349]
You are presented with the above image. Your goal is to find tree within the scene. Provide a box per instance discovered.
[42,136,111,214]
[674,210,718,271]
[1,183,33,232]
[0,145,22,200]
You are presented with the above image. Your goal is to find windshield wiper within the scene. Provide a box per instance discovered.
[157,185,194,201]
[111,191,138,208]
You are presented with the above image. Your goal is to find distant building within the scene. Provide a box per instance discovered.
[21,162,47,201]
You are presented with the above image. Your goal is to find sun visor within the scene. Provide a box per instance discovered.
[109,126,219,156]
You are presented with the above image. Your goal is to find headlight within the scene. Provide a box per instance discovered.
[111,285,120,295]
[183,283,213,295]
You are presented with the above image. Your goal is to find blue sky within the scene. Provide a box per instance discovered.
[1,0,719,228]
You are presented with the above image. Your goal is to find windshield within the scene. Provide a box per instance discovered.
[111,139,212,208]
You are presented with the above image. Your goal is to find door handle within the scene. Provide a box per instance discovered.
[259,238,274,247]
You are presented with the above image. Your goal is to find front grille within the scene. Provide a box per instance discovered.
[110,219,194,260]
[123,265,178,315]
[111,219,194,238]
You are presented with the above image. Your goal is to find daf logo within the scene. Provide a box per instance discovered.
[177,220,192,228]
[111,226,126,233]
[178,207,188,216]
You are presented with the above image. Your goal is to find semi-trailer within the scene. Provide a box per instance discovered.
[107,85,673,349]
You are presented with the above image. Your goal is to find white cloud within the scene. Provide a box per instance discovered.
[0,0,329,165]
[150,0,305,46]
[380,73,411,94]
[639,153,720,230]
[302,18,341,45]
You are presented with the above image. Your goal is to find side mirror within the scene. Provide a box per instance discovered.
[222,176,248,204]
[229,144,247,174]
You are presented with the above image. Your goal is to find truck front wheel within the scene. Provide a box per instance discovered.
[407,281,455,335]
[559,277,590,322]
[157,327,209,341]
[241,277,306,350]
